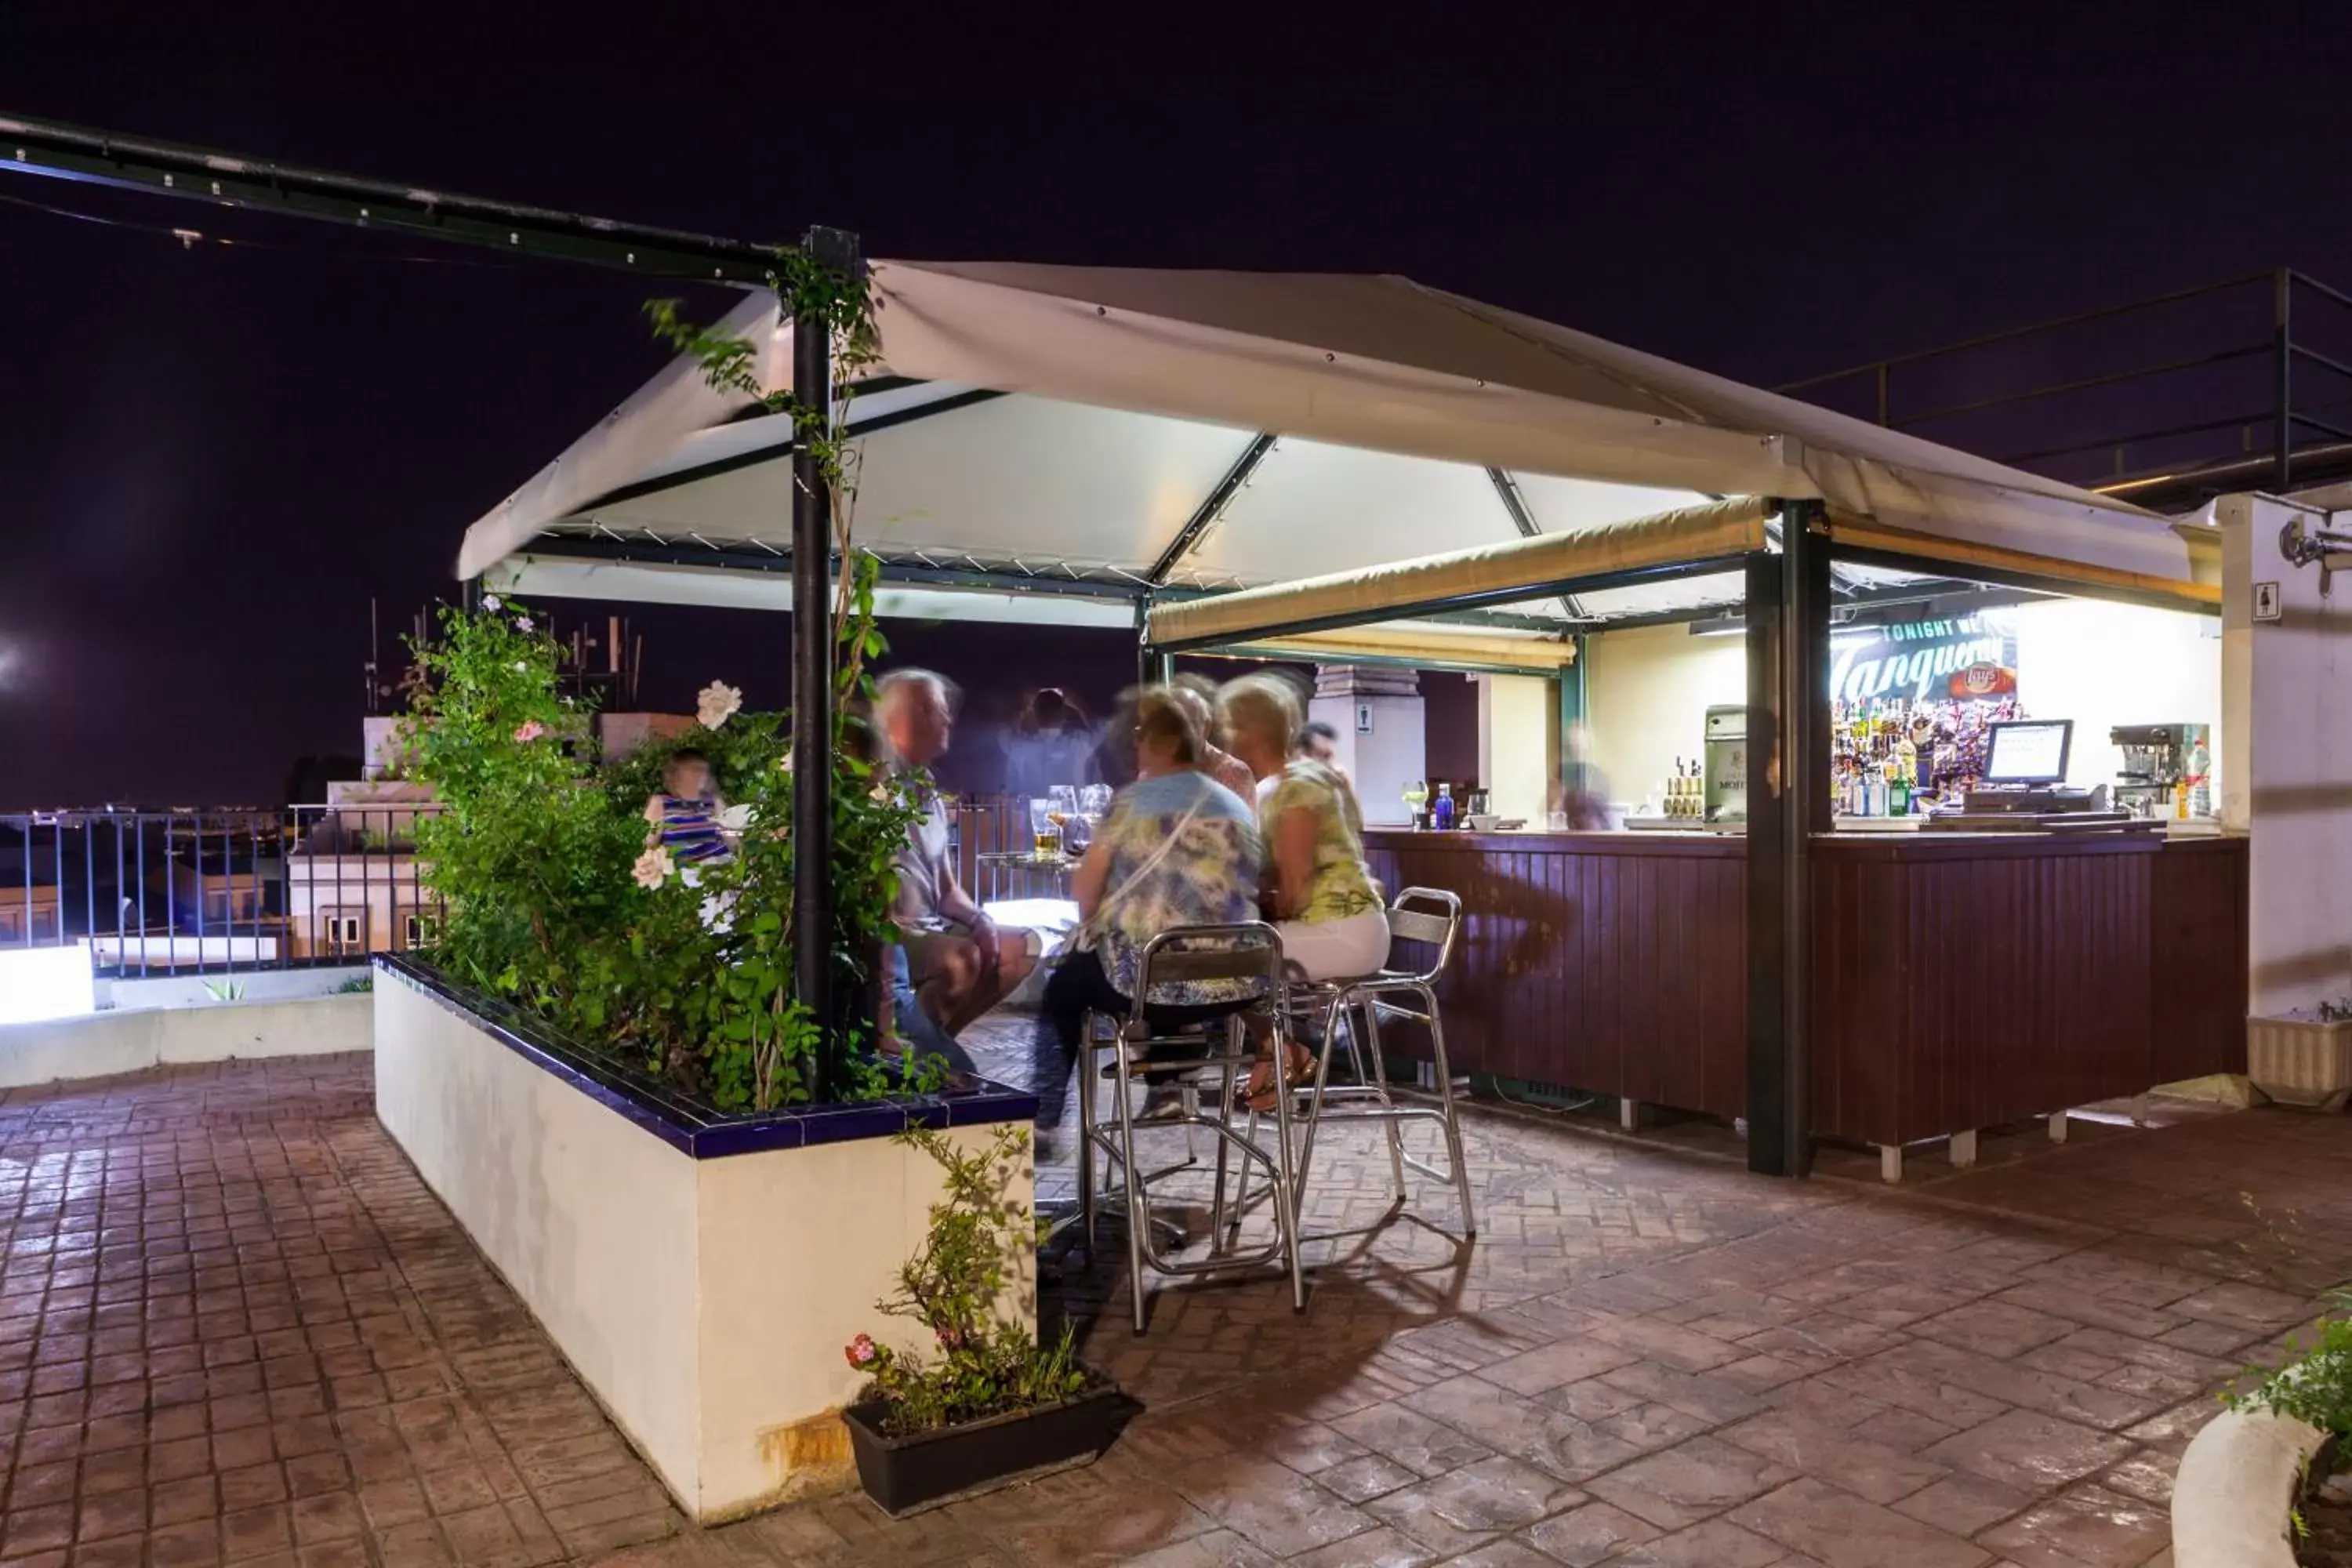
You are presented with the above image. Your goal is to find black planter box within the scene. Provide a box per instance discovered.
[843,1383,1140,1515]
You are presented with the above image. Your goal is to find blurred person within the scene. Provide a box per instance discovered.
[1091,685,1143,789]
[1032,687,1262,1160]
[1294,719,1364,837]
[1552,722,1614,830]
[1002,686,1098,800]
[876,670,1037,1035]
[641,748,733,866]
[1219,674,1389,1109]
[1171,673,1257,801]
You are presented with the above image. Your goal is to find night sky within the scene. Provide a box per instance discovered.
[3,9,2347,808]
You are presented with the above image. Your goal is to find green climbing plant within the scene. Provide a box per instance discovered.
[402,247,948,1111]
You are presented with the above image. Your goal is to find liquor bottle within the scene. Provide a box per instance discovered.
[1432,782,1455,831]
[1889,763,1910,818]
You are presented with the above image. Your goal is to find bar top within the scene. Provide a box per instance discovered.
[1361,828,1744,856]
[1361,826,2244,860]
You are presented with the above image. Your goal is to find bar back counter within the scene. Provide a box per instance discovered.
[1363,828,2248,1163]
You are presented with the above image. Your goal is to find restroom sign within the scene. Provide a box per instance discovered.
[1356,702,1374,734]
[2254,582,2283,622]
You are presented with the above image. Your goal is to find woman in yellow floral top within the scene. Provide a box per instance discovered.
[1219,675,1389,1107]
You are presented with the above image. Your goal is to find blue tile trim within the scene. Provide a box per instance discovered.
[372,955,1037,1160]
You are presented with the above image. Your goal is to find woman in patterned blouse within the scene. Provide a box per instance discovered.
[1219,675,1391,1109]
[1029,688,1263,1162]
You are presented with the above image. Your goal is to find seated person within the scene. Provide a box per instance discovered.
[1221,675,1391,1108]
[875,669,1036,1035]
[1032,687,1263,1160]
[1295,720,1365,837]
[641,748,734,869]
[1171,674,1258,802]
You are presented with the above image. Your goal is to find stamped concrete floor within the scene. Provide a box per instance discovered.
[1,1051,2346,1568]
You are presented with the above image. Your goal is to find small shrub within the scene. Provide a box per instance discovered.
[2225,1289,2352,1438]
[846,1125,1087,1436]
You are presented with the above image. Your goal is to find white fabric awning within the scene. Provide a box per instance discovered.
[457,261,2205,637]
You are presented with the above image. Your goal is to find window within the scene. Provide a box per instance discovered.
[321,912,364,955]
[403,910,441,949]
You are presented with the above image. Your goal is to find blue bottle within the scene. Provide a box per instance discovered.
[1431,782,1455,831]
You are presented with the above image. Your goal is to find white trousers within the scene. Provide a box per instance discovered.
[1276,908,1391,982]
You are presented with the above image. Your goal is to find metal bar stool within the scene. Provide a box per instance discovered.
[1255,887,1476,1240]
[1072,922,1305,1332]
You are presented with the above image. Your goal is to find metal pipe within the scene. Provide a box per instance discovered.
[792,228,856,1098]
[0,111,779,283]
[2278,268,2295,492]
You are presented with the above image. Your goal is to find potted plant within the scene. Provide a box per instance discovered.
[2176,1293,2352,1565]
[2249,997,2352,1111]
[841,1124,1136,1515]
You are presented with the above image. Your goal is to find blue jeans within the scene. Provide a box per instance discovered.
[890,946,977,1077]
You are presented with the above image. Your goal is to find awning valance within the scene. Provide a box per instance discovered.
[1825,512,2223,612]
[1145,495,1773,652]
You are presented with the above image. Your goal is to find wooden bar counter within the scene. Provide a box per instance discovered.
[1362,829,1748,1120]
[1362,826,2248,1156]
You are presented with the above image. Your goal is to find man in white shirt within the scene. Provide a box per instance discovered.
[877,670,1036,1035]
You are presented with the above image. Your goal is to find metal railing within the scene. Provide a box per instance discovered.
[1,804,448,978]
[5,797,1063,978]
[1774,268,2352,510]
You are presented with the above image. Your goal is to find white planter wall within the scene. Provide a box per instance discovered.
[372,970,1035,1521]
[0,993,372,1087]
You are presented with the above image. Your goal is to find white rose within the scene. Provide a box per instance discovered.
[697,681,743,728]
[632,847,675,889]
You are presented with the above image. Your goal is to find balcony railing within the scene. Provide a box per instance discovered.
[3,795,1062,981]
[1,804,448,978]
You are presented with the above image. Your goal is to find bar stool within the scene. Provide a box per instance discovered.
[1073,923,1305,1332]
[1261,887,1476,1240]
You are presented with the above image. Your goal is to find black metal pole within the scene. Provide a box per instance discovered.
[2276,268,2294,492]
[793,227,857,1097]
[1743,550,1789,1175]
[1744,500,1830,1178]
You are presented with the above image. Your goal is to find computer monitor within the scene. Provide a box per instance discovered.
[1983,720,2073,786]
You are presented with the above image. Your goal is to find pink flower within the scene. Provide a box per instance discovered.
[844,1333,878,1368]
[514,615,535,633]
[512,720,547,743]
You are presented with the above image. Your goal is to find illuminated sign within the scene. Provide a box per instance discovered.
[1828,612,2020,705]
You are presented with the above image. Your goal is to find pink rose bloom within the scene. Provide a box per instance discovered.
[512,720,547,743]
[844,1333,878,1368]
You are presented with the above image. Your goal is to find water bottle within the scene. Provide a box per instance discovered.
[1431,782,1456,831]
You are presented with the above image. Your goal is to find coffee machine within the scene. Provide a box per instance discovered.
[2111,723,2210,818]
[1703,706,1748,825]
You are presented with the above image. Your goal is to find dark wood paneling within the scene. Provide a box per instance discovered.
[1362,832,1748,1120]
[1360,830,2247,1149]
[1809,834,2246,1148]
[2152,839,2251,1083]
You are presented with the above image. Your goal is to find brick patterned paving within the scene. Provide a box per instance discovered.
[3,1051,2349,1567]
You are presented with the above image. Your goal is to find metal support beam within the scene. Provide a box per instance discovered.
[1,111,781,284]
[1150,556,1744,655]
[1486,469,1588,619]
[1149,434,1276,583]
[793,227,857,1098]
[2277,268,2295,492]
[1744,503,1829,1178]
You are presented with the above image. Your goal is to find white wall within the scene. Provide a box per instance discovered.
[0,993,372,1089]
[1475,676,1555,822]
[2221,492,2352,1015]
[1584,624,1746,808]
[372,975,1032,1520]
[2009,601,2222,793]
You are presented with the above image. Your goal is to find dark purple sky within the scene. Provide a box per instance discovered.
[2,9,2345,806]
